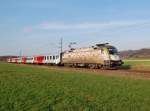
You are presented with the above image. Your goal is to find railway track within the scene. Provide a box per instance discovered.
[9,63,150,79]
[41,65,150,79]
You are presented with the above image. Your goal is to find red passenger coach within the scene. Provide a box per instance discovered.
[22,57,27,64]
[33,56,44,64]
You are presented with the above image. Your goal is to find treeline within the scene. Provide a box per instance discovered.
[120,48,150,59]
[0,56,17,62]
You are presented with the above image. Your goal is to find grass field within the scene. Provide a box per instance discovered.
[123,59,150,71]
[1,63,150,111]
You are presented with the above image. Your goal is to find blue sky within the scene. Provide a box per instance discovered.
[0,0,150,56]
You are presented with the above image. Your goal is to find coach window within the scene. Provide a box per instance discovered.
[50,56,52,60]
[53,56,55,60]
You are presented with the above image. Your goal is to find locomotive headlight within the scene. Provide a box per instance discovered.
[110,54,120,61]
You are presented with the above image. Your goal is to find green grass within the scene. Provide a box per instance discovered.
[123,59,150,70]
[1,63,150,111]
[124,59,150,65]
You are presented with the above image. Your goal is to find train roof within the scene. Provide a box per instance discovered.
[64,43,116,53]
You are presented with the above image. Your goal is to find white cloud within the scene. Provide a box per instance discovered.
[23,20,150,33]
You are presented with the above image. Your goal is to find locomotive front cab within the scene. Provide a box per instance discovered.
[108,47,120,61]
[101,46,123,67]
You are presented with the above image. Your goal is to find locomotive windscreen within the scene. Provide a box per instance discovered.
[108,47,118,54]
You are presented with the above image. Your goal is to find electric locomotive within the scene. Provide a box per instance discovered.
[61,43,123,68]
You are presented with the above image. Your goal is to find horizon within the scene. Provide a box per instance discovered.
[1,0,150,56]
[1,44,150,56]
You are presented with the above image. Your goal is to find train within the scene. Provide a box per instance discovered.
[8,55,60,65]
[7,43,123,69]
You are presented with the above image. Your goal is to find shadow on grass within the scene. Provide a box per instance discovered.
[118,64,131,70]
